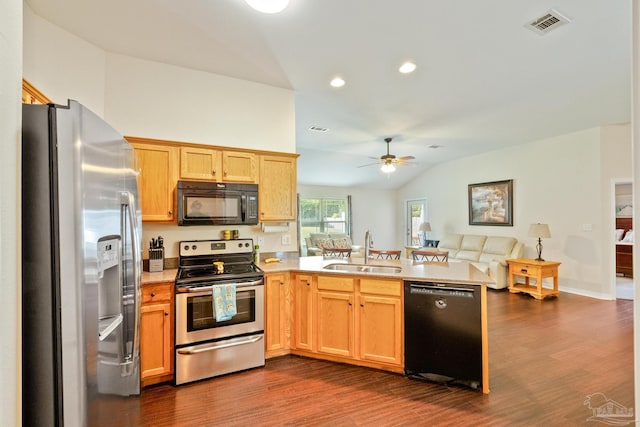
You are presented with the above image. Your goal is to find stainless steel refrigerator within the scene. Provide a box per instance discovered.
[22,100,142,427]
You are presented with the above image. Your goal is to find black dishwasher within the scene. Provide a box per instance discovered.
[404,281,482,389]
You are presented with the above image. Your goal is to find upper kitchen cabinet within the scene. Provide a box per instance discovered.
[180,147,256,183]
[128,138,179,222]
[259,154,298,222]
[180,146,221,181]
[222,151,257,183]
[22,79,51,104]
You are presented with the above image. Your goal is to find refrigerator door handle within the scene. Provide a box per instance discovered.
[120,191,141,377]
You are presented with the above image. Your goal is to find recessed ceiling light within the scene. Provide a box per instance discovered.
[330,77,345,88]
[245,0,289,14]
[399,62,417,74]
[308,126,329,132]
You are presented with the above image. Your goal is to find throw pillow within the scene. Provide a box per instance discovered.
[332,237,351,249]
[315,238,334,249]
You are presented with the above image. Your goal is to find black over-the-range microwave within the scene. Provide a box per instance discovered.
[177,180,259,226]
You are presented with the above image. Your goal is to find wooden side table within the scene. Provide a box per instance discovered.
[507,258,561,300]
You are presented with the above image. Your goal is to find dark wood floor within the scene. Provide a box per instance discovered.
[110,290,634,426]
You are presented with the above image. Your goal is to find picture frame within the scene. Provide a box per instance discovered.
[468,179,513,226]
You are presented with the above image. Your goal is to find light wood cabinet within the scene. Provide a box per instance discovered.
[180,146,221,180]
[179,147,256,182]
[265,272,290,358]
[292,273,315,351]
[357,278,403,366]
[22,78,51,104]
[259,155,297,221]
[223,151,257,182]
[316,276,355,358]
[140,282,174,386]
[288,273,403,371]
[129,139,179,222]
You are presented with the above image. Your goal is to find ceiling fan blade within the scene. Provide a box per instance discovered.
[394,160,418,166]
[397,155,415,161]
[357,162,382,168]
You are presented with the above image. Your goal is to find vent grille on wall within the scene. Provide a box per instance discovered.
[525,9,570,35]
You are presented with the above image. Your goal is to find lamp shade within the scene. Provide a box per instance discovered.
[528,223,551,238]
[419,222,431,232]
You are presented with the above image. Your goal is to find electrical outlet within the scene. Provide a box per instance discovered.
[282,234,291,245]
[257,236,265,246]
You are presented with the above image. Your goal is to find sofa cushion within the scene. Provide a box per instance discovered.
[438,234,463,257]
[478,236,516,264]
[455,235,487,262]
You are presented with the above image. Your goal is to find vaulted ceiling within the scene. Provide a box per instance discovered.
[26,0,631,189]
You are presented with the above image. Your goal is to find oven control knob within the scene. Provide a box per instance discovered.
[238,243,243,248]
[245,243,250,247]
[183,245,189,251]
[192,245,197,250]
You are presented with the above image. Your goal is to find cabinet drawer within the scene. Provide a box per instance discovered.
[142,284,173,303]
[318,276,354,292]
[359,278,401,297]
[513,264,541,277]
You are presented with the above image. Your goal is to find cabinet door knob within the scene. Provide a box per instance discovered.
[150,292,156,297]
[360,303,364,307]
[164,312,169,316]
[280,281,284,285]
[168,210,173,215]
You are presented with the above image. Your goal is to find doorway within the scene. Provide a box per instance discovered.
[405,199,427,246]
[613,181,634,300]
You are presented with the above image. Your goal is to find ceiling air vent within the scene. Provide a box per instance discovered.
[308,126,329,132]
[525,9,570,35]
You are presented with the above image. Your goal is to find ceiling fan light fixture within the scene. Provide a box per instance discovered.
[399,61,417,74]
[245,0,289,14]
[381,163,396,173]
[330,77,345,88]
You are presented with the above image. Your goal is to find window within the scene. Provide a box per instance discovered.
[406,199,427,246]
[298,196,351,252]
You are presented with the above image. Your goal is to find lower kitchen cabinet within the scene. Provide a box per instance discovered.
[292,273,315,351]
[288,273,403,372]
[140,282,174,386]
[265,272,291,358]
[358,279,403,366]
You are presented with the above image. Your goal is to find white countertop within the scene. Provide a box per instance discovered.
[259,256,494,285]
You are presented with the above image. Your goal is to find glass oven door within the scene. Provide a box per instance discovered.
[175,281,264,346]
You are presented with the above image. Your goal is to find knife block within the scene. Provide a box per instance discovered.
[149,248,164,272]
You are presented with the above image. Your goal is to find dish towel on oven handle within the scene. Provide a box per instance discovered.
[212,283,237,321]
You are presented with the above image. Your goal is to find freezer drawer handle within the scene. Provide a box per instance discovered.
[177,334,264,355]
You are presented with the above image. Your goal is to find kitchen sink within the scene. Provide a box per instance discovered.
[323,263,402,274]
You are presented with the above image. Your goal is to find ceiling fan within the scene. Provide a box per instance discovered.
[358,137,416,173]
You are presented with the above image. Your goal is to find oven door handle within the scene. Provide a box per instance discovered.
[176,334,264,355]
[176,278,264,293]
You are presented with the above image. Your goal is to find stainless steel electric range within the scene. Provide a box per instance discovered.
[174,239,265,385]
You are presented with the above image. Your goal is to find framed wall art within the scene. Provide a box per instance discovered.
[468,179,513,226]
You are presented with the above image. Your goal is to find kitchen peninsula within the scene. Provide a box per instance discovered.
[261,256,492,394]
[141,256,493,394]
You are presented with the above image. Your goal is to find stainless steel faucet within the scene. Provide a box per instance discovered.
[364,229,373,263]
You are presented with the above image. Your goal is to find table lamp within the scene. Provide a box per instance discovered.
[419,222,431,246]
[528,223,551,261]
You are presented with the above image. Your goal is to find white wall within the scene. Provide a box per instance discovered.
[104,53,295,153]
[397,126,630,299]
[298,185,397,249]
[23,3,106,116]
[2,0,21,424]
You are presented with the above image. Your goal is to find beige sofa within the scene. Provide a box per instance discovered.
[437,234,523,289]
[304,233,362,256]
